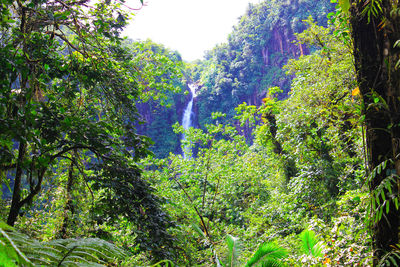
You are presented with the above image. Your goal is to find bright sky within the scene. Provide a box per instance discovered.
[124,0,259,61]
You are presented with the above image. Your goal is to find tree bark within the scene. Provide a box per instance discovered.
[264,112,297,184]
[7,141,26,226]
[350,0,400,263]
[60,153,76,238]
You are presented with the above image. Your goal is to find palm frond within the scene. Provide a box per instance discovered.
[378,244,400,267]
[226,234,241,267]
[191,223,206,239]
[299,229,323,257]
[245,242,287,267]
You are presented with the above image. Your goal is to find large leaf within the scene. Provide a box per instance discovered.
[0,221,127,266]
[0,226,33,266]
[226,234,241,267]
[299,230,324,257]
[245,242,287,267]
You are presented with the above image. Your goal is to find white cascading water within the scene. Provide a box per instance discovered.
[181,83,197,158]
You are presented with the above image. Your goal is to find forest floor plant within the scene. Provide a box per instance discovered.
[0,221,126,266]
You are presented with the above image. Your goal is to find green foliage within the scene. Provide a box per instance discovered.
[189,0,334,128]
[139,17,369,265]
[90,159,176,260]
[125,39,183,103]
[278,18,362,199]
[361,0,383,22]
[338,0,350,13]
[123,39,185,158]
[225,234,241,267]
[221,234,288,267]
[0,222,32,266]
[298,230,323,257]
[245,242,287,267]
[0,0,178,261]
[378,245,400,267]
[0,0,380,265]
[0,221,126,266]
[298,190,370,265]
[140,113,287,265]
[365,159,400,229]
[149,15,369,266]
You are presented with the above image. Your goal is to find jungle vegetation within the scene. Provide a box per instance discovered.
[1,0,400,266]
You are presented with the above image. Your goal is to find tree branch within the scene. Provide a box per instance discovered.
[49,145,94,162]
[0,163,16,170]
[53,32,89,57]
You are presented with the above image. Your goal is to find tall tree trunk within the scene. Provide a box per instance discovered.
[264,113,297,184]
[350,0,400,263]
[60,153,76,238]
[7,141,26,226]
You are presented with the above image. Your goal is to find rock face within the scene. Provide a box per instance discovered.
[266,25,308,65]
[193,0,334,130]
[135,90,187,158]
[137,0,335,157]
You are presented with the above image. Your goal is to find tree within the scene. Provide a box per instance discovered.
[0,0,176,260]
[348,0,400,263]
[191,0,334,130]
[126,39,185,158]
[1,0,134,225]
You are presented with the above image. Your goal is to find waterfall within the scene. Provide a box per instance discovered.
[181,83,197,158]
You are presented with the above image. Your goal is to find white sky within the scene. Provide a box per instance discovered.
[124,0,260,61]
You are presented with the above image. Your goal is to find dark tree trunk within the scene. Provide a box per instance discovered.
[264,113,283,155]
[264,113,297,184]
[7,141,26,226]
[7,142,46,226]
[60,155,75,238]
[350,0,400,263]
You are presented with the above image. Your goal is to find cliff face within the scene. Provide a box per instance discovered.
[256,24,309,100]
[264,25,307,66]
[192,0,334,130]
[136,89,187,158]
[137,0,335,157]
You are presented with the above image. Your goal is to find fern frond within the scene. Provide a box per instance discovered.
[0,227,33,266]
[58,260,105,267]
[0,221,127,266]
[61,254,94,264]
[25,257,52,265]
[70,250,102,262]
[70,246,110,262]
[150,259,176,266]
[25,250,61,262]
[245,242,287,267]
[47,237,126,263]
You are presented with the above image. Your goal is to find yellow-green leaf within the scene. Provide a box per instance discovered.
[339,0,350,13]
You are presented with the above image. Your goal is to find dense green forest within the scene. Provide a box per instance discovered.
[2,0,400,266]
